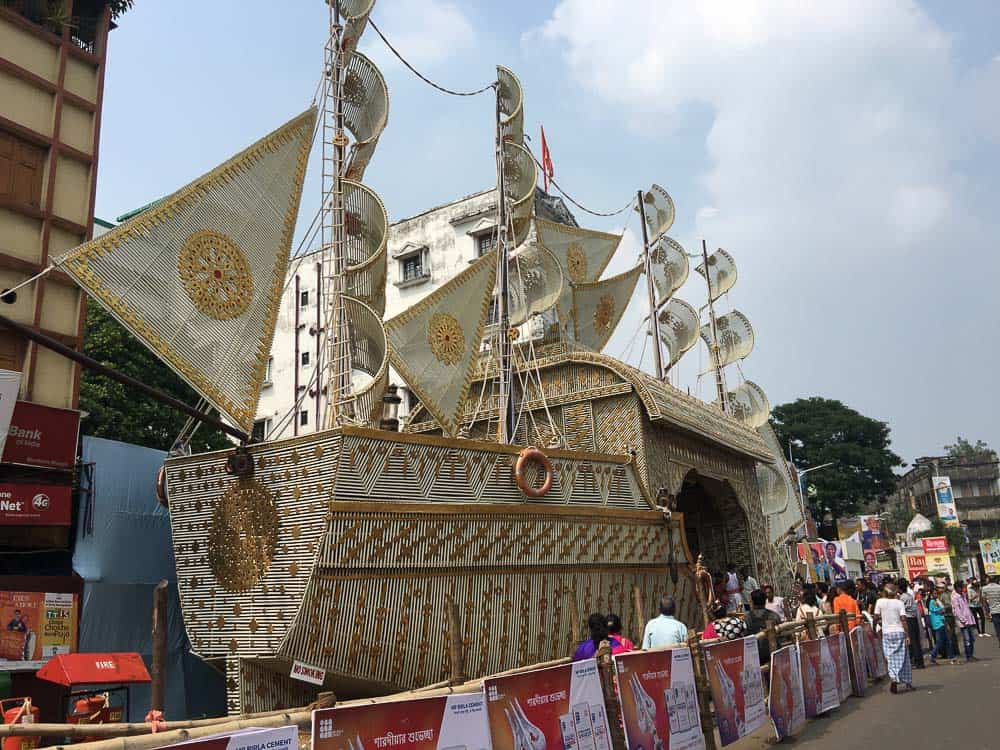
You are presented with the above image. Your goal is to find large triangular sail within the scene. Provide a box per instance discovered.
[570,263,643,352]
[59,108,316,432]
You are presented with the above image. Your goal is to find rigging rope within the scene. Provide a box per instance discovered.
[368,19,495,97]
[527,152,635,218]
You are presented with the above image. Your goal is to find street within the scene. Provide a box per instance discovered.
[748,649,1000,750]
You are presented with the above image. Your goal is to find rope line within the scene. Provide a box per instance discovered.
[528,152,635,218]
[368,19,495,97]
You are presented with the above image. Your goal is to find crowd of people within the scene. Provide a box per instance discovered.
[570,568,1000,697]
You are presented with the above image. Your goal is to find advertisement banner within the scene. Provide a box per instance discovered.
[798,638,839,717]
[313,694,490,750]
[860,515,887,552]
[484,659,611,750]
[796,543,847,583]
[978,539,1000,576]
[0,591,78,670]
[614,647,704,750]
[703,636,766,747]
[919,537,954,578]
[0,370,21,459]
[903,554,927,580]
[826,633,852,702]
[767,645,805,741]
[849,628,867,697]
[836,517,861,544]
[931,476,960,528]
[860,623,887,679]
[173,727,298,750]
[0,482,72,526]
[1,400,80,470]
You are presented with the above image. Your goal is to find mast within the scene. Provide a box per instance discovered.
[637,190,665,380]
[495,90,517,443]
[702,238,729,412]
[321,0,356,427]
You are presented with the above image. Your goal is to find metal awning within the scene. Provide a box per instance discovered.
[36,653,151,686]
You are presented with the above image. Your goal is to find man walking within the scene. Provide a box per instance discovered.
[898,578,924,669]
[981,575,1000,643]
[642,595,688,649]
[951,581,978,662]
[875,584,912,693]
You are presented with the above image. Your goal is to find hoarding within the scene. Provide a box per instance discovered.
[797,542,846,582]
[313,694,490,750]
[860,515,888,552]
[850,628,867,696]
[173,727,298,750]
[920,537,954,578]
[826,633,852,702]
[614,646,705,750]
[0,591,78,671]
[0,482,72,526]
[903,553,927,580]
[1,400,80,470]
[931,476,960,528]
[484,659,611,750]
[703,636,766,747]
[798,638,839,717]
[767,645,805,741]
[860,623,887,679]
[978,539,1000,576]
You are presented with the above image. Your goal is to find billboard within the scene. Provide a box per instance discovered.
[797,542,847,583]
[0,591,78,670]
[614,646,705,750]
[920,537,954,578]
[484,659,611,750]
[903,553,927,579]
[703,637,766,746]
[859,515,888,552]
[0,482,72,526]
[767,645,805,741]
[979,539,1000,577]
[798,638,839,717]
[826,633,852,702]
[1,400,80,470]
[931,476,960,528]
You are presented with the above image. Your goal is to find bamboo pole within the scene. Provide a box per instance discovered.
[595,641,627,750]
[687,630,718,750]
[445,598,466,685]
[839,610,862,696]
[804,613,819,640]
[632,585,645,645]
[150,580,169,714]
[765,621,779,654]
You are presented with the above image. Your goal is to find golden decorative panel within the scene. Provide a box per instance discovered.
[206,478,279,592]
[177,230,253,320]
[427,312,465,365]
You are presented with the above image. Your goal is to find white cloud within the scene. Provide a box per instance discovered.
[362,0,474,69]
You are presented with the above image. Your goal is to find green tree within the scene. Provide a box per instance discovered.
[913,518,967,556]
[80,304,232,453]
[944,436,997,461]
[770,397,904,519]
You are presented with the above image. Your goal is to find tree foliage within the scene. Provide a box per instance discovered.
[944,436,997,461]
[80,304,232,453]
[913,518,967,556]
[770,397,904,519]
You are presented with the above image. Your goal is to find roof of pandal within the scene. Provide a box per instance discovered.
[410,343,774,463]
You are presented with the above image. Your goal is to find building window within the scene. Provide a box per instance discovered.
[301,351,310,367]
[300,290,310,308]
[300,410,309,427]
[0,132,45,209]
[402,254,425,281]
[252,418,271,442]
[263,356,273,384]
[476,229,497,257]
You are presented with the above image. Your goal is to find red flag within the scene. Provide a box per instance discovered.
[540,126,554,193]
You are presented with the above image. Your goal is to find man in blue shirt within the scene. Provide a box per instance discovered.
[642,595,688,648]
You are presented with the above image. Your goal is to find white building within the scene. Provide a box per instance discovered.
[254,188,578,441]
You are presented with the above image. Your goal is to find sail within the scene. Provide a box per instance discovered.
[649,236,689,304]
[342,295,389,425]
[757,463,790,517]
[700,310,754,367]
[59,108,316,432]
[340,0,375,60]
[723,380,770,429]
[343,52,389,181]
[496,66,524,146]
[503,141,536,247]
[508,242,563,328]
[695,247,737,301]
[385,251,498,436]
[570,263,643,352]
[657,298,699,367]
[639,184,674,242]
[758,422,802,539]
[343,179,389,316]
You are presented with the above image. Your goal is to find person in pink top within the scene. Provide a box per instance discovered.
[951,582,978,662]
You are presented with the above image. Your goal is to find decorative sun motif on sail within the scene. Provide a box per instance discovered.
[566,242,588,283]
[594,293,615,331]
[178,230,253,320]
[343,70,366,106]
[207,479,279,592]
[427,312,465,365]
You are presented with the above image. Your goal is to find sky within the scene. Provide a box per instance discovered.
[93,1,1000,467]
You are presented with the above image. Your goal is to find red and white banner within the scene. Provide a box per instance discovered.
[826,633,852,702]
[484,659,611,750]
[0,482,72,525]
[171,726,297,750]
[798,638,839,717]
[313,694,489,750]
[703,637,766,747]
[614,646,704,750]
[291,660,326,686]
[768,645,805,741]
[920,537,949,555]
[2,400,80,470]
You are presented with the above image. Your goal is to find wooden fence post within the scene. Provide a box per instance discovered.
[687,630,719,750]
[632,585,645,645]
[839,611,862,696]
[445,598,466,685]
[765,620,779,654]
[804,613,819,641]
[150,580,169,713]
[596,641,627,750]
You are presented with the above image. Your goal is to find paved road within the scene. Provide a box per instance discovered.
[745,644,1000,750]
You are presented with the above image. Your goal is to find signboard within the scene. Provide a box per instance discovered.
[767,645,805,741]
[703,636,766,747]
[313,694,490,750]
[291,660,326,686]
[173,727,297,750]
[614,647,705,750]
[827,633,852,702]
[919,537,954,578]
[1,400,80,470]
[860,623,887,679]
[0,482,72,526]
[0,591,78,671]
[484,659,611,750]
[978,539,1000,576]
[903,553,927,580]
[798,638,839,717]
[849,627,867,696]
[0,370,21,458]
[931,476,960,528]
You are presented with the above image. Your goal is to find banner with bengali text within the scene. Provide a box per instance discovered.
[767,645,805,741]
[798,638,839,717]
[0,590,78,670]
[703,636,766,747]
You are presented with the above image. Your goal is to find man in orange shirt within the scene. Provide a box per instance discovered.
[831,583,862,630]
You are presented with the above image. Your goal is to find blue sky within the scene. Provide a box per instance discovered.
[94,1,1000,466]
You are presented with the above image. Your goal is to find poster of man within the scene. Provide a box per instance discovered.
[822,542,848,582]
[860,515,887,552]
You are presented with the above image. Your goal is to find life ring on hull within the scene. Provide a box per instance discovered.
[514,447,553,498]
[156,464,168,507]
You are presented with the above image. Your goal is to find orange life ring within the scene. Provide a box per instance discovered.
[514,447,553,498]
[156,464,168,506]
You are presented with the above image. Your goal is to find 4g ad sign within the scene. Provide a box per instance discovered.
[0,482,71,526]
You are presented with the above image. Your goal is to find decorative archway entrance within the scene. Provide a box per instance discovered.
[675,470,755,579]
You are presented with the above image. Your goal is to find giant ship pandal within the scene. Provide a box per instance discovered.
[7,0,805,714]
